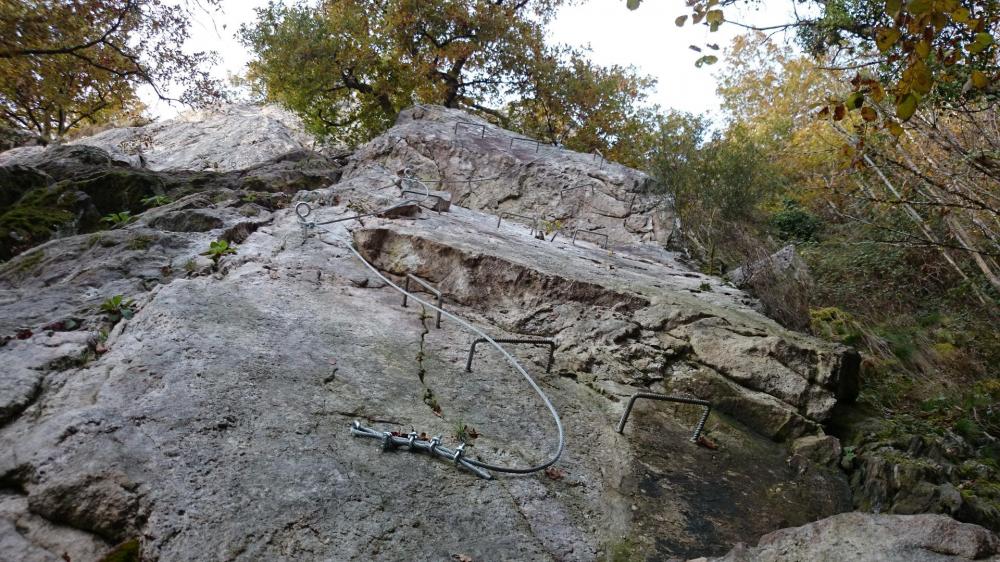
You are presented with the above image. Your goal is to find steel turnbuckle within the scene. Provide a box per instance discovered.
[351,421,493,479]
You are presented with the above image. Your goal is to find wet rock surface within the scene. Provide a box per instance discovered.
[0,104,993,561]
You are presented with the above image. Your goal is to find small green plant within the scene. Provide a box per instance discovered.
[842,446,856,465]
[184,258,198,273]
[101,211,134,228]
[241,192,258,203]
[540,219,563,235]
[140,195,172,208]
[202,239,237,261]
[422,387,442,416]
[126,235,153,251]
[453,421,480,445]
[698,281,712,291]
[100,295,136,321]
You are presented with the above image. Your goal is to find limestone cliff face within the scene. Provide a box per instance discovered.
[0,105,994,562]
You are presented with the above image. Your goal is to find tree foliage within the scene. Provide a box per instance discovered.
[631,0,998,133]
[239,0,659,157]
[0,0,225,139]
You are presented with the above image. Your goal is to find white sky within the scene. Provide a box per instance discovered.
[139,0,800,122]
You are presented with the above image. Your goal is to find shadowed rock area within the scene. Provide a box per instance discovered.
[1,105,996,561]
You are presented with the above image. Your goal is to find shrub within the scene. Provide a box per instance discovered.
[771,200,821,242]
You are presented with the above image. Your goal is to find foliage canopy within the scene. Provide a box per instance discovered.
[240,0,658,161]
[0,0,225,139]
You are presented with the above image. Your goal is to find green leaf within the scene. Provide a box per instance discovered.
[895,92,920,121]
[970,70,990,89]
[886,119,904,137]
[886,0,902,16]
[626,0,641,10]
[906,60,934,95]
[846,91,864,110]
[967,33,994,54]
[875,28,901,53]
[675,14,688,26]
[706,9,724,24]
[694,55,718,68]
[908,0,932,15]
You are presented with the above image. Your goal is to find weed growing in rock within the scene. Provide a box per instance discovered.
[415,305,430,384]
[203,239,236,262]
[183,258,197,273]
[100,295,135,322]
[423,387,442,416]
[541,219,563,236]
[141,194,172,207]
[453,421,479,445]
[101,211,134,228]
[126,235,153,251]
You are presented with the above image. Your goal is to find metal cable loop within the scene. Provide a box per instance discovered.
[298,197,566,475]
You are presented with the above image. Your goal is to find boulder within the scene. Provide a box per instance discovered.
[699,512,1000,561]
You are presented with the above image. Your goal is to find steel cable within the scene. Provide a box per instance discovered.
[297,175,565,475]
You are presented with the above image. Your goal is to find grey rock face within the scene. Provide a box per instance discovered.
[74,104,321,172]
[344,105,673,247]
[0,104,981,562]
[699,512,1000,561]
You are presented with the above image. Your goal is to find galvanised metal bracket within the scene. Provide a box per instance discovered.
[351,421,492,479]
[402,273,443,329]
[592,149,607,170]
[497,211,540,236]
[616,392,712,443]
[571,229,610,249]
[510,136,544,152]
[466,338,556,374]
[455,121,487,138]
[401,189,447,211]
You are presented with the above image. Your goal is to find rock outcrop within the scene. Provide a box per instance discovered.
[0,104,988,561]
[700,512,999,561]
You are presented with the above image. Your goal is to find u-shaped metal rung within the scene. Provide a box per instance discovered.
[466,338,556,373]
[571,229,610,249]
[401,273,443,328]
[616,392,712,443]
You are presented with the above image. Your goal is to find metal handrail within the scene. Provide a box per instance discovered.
[571,229,610,249]
[510,136,543,152]
[402,273,443,329]
[454,121,487,138]
[616,392,712,443]
[497,211,540,236]
[466,338,556,373]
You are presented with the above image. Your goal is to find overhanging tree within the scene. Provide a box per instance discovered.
[239,0,660,154]
[0,0,225,139]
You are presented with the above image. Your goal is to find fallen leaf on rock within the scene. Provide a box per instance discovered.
[544,467,565,480]
[696,435,719,450]
[452,554,473,562]
[15,328,32,340]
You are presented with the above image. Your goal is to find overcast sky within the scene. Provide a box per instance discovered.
[139,0,799,122]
